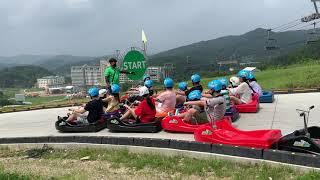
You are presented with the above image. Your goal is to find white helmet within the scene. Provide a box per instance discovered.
[229,76,240,87]
[139,86,149,96]
[99,89,107,97]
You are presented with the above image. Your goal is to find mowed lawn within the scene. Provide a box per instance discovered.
[25,95,67,106]
[0,146,319,180]
[201,64,320,90]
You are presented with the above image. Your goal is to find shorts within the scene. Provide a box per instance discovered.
[190,111,209,124]
[192,105,202,111]
[77,115,89,125]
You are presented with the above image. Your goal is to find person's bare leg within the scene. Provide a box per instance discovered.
[120,110,132,120]
[67,113,78,122]
[230,96,242,105]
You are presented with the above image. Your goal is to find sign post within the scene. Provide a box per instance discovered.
[122,50,147,80]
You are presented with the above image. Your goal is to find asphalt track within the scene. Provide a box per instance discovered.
[0,93,320,140]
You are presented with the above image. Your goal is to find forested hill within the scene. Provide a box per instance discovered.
[0,66,54,88]
[149,28,309,66]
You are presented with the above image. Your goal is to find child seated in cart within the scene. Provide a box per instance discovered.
[64,87,103,125]
[101,84,121,113]
[247,71,263,97]
[155,78,177,114]
[120,86,156,123]
[178,80,226,124]
[229,70,252,105]
[176,82,188,107]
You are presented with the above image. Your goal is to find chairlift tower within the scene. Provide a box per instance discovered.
[301,0,320,22]
[312,0,319,14]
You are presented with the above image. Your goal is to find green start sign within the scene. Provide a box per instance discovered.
[122,50,147,80]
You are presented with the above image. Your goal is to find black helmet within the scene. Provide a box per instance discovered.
[109,58,117,63]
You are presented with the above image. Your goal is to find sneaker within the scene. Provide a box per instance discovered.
[59,122,66,126]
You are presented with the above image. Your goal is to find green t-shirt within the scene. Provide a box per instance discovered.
[104,66,120,85]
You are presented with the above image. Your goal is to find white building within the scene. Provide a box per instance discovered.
[37,76,65,89]
[71,65,101,87]
[146,66,163,82]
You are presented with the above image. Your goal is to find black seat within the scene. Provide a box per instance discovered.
[106,117,162,133]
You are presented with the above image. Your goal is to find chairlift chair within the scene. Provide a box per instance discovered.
[265,29,280,50]
[306,22,319,44]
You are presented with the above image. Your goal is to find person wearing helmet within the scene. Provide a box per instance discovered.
[229,76,240,88]
[218,78,231,112]
[143,74,151,82]
[176,82,188,107]
[156,78,177,113]
[144,79,155,96]
[66,87,103,124]
[120,86,156,123]
[104,58,134,92]
[247,71,263,97]
[184,74,203,101]
[228,70,252,105]
[179,80,226,123]
[127,75,153,96]
[99,89,108,108]
[101,84,121,113]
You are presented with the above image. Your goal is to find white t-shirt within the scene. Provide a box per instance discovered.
[229,82,252,104]
[249,81,263,97]
[205,96,226,121]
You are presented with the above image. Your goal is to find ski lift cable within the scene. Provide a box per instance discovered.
[271,18,302,31]
[274,21,306,32]
[293,20,320,31]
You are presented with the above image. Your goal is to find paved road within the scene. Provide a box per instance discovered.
[0,93,320,141]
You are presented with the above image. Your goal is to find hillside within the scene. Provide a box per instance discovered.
[149,28,310,76]
[38,55,97,71]
[0,55,98,74]
[0,66,54,88]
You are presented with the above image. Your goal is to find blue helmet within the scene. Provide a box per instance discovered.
[111,84,120,94]
[191,74,201,83]
[88,87,99,97]
[188,90,202,101]
[237,70,249,79]
[218,78,229,87]
[143,74,151,82]
[164,78,174,88]
[178,82,188,91]
[247,71,255,80]
[208,80,222,92]
[144,80,153,88]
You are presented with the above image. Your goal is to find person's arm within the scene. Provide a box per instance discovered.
[73,107,86,114]
[202,93,213,98]
[175,90,186,95]
[120,70,135,74]
[102,96,112,102]
[228,86,239,96]
[184,100,206,107]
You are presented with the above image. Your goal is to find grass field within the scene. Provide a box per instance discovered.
[0,145,319,180]
[200,63,320,90]
[25,95,67,106]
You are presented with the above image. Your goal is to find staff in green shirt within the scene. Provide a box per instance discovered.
[104,58,134,90]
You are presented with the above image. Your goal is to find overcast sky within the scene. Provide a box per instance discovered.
[0,0,316,56]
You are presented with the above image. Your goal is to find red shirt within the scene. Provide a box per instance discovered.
[135,98,156,123]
